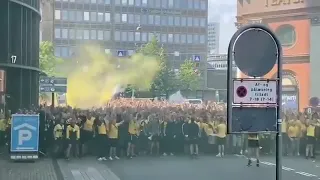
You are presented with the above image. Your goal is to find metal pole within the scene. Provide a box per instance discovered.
[51,92,55,108]
[275,31,283,180]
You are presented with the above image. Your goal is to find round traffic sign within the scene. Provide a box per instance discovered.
[236,86,247,98]
[309,97,319,107]
[232,27,279,77]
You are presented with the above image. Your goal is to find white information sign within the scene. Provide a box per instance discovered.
[233,80,277,104]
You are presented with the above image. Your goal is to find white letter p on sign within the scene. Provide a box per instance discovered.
[18,130,32,145]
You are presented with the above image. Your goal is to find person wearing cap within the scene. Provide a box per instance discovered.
[65,117,80,160]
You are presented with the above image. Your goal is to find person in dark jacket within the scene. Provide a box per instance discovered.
[162,117,178,156]
[187,117,200,158]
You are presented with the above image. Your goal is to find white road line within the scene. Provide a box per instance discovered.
[295,172,317,177]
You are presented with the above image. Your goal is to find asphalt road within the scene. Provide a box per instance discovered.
[1,154,320,180]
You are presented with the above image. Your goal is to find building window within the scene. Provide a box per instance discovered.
[148,15,154,24]
[90,30,96,39]
[200,0,206,10]
[98,12,103,22]
[148,33,153,41]
[55,46,61,57]
[69,29,75,39]
[187,17,192,27]
[90,12,97,21]
[168,0,173,8]
[193,34,199,44]
[181,34,186,43]
[84,30,89,39]
[98,30,103,40]
[161,34,167,43]
[104,30,110,40]
[168,16,173,26]
[200,18,206,27]
[148,0,153,7]
[142,0,147,6]
[194,0,200,9]
[115,0,121,5]
[84,12,89,21]
[128,14,134,24]
[174,34,180,43]
[141,15,147,24]
[162,0,167,8]
[61,47,68,57]
[128,0,134,5]
[105,13,110,22]
[155,0,160,8]
[187,34,192,43]
[168,34,173,43]
[76,29,83,39]
[135,0,141,6]
[193,18,199,27]
[174,0,180,8]
[161,16,167,25]
[122,14,128,22]
[200,35,205,44]
[128,32,134,41]
[115,31,121,41]
[135,14,140,24]
[55,28,61,38]
[105,0,110,4]
[69,11,76,21]
[155,15,160,25]
[135,32,141,41]
[76,11,83,21]
[275,25,296,47]
[174,17,180,26]
[142,33,147,42]
[181,17,186,26]
[91,0,96,3]
[188,0,193,9]
[55,10,61,20]
[61,10,68,20]
[122,0,127,5]
[114,13,121,23]
[121,31,127,41]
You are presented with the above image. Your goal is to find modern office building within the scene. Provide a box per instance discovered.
[0,0,41,111]
[207,22,219,54]
[43,0,208,90]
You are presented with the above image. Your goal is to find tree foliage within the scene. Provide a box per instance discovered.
[178,59,200,90]
[137,36,177,97]
[39,41,64,76]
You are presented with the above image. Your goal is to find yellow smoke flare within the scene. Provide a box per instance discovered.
[65,45,160,109]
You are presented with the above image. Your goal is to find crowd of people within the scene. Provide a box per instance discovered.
[0,98,319,167]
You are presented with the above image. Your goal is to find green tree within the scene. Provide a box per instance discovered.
[178,59,200,90]
[39,41,64,76]
[137,36,177,98]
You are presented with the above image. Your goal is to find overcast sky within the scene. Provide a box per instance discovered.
[208,0,237,54]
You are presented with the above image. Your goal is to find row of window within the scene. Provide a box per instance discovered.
[55,10,207,27]
[54,28,206,44]
[55,0,207,10]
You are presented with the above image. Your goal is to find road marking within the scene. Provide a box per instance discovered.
[105,168,121,180]
[71,169,85,180]
[296,172,317,177]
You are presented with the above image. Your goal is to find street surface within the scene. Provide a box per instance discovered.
[1,154,320,180]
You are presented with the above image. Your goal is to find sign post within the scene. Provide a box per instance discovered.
[227,24,282,180]
[39,77,68,107]
[10,114,40,160]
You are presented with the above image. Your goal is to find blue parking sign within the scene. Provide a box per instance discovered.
[10,114,40,152]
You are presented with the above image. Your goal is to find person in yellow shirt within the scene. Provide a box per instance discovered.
[96,116,108,161]
[108,114,124,160]
[247,133,260,167]
[216,118,227,157]
[65,118,80,160]
[80,113,94,156]
[53,119,64,158]
[287,120,299,156]
[127,113,140,159]
[0,117,6,149]
[281,115,289,156]
[306,119,316,159]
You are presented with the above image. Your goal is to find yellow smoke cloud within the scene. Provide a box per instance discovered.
[65,45,160,109]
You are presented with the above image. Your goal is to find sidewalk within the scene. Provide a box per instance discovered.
[0,157,59,180]
[57,157,120,180]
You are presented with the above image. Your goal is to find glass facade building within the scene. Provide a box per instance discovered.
[0,0,41,111]
[53,0,208,88]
